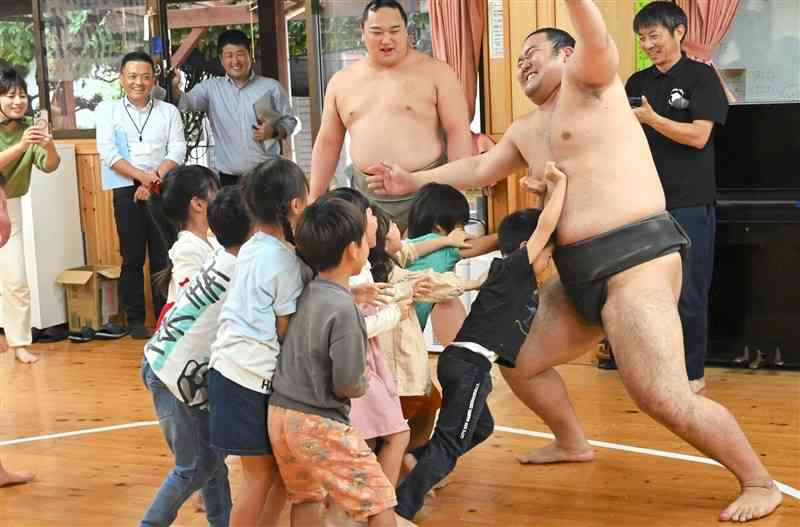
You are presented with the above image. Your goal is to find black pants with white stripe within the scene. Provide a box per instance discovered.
[396,345,494,520]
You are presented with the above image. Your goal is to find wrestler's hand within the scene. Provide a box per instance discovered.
[352,282,393,307]
[632,95,657,126]
[364,162,417,196]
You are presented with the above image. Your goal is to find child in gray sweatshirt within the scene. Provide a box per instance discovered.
[268,197,400,527]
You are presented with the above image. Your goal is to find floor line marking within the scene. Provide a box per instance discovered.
[495,425,800,500]
[0,421,159,447]
[2,421,797,501]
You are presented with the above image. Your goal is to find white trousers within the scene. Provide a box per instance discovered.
[0,198,31,347]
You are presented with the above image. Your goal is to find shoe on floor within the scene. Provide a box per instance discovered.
[95,322,129,340]
[68,327,95,343]
[129,322,152,340]
[597,356,618,370]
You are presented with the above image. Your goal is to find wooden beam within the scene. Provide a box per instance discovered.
[167,5,254,29]
[171,27,208,69]
[258,0,280,82]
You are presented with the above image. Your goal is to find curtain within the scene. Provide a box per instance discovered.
[676,0,742,102]
[429,0,485,121]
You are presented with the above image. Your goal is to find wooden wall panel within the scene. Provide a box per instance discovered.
[484,0,637,226]
[484,0,513,135]
[61,139,155,328]
[554,0,638,82]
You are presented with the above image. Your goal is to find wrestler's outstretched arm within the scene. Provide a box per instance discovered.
[365,121,529,195]
[563,0,620,88]
[309,73,347,201]
[527,162,566,272]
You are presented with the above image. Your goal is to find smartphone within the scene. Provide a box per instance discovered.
[628,96,643,108]
[33,109,49,132]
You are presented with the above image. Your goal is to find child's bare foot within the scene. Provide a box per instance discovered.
[719,480,782,522]
[14,347,38,364]
[515,441,594,464]
[0,469,34,487]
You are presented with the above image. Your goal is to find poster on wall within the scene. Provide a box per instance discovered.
[488,0,504,60]
[634,0,653,71]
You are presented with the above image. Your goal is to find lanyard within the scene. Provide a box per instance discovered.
[123,98,154,142]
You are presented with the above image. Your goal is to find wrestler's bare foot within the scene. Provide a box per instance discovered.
[515,441,595,464]
[689,377,706,394]
[719,481,782,523]
[14,347,38,364]
[0,468,34,487]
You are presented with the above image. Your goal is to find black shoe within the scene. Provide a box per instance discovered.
[68,326,95,343]
[95,322,129,340]
[129,322,152,340]
[597,356,618,370]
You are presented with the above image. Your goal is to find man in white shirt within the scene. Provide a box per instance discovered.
[96,51,187,339]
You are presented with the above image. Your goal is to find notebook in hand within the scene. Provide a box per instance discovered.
[253,93,283,126]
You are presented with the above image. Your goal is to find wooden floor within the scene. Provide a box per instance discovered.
[0,337,798,526]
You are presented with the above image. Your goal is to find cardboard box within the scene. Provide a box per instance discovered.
[56,265,122,332]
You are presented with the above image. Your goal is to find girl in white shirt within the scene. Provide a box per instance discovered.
[146,165,221,320]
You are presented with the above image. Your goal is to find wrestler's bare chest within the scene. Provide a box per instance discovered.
[337,73,438,129]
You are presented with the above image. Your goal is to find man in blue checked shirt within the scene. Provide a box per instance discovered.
[169,29,299,187]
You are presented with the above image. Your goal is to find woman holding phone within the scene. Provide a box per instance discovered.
[0,68,60,364]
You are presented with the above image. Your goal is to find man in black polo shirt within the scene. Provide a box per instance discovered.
[626,1,728,393]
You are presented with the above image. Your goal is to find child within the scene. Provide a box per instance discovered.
[370,208,483,450]
[268,197,400,527]
[405,182,498,345]
[140,186,252,526]
[319,188,411,489]
[208,159,309,527]
[146,165,221,320]
[394,163,567,521]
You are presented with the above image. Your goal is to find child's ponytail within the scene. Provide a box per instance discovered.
[240,159,308,243]
[147,165,220,295]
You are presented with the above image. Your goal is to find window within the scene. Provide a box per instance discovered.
[317,0,431,91]
[714,0,800,104]
[40,0,149,132]
[0,1,38,112]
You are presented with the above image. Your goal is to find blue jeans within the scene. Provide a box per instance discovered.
[395,347,494,520]
[671,206,716,381]
[140,359,232,527]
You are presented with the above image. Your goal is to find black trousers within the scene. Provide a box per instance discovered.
[396,347,494,520]
[113,186,167,324]
[671,205,716,381]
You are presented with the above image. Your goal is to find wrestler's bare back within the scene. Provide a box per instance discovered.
[513,76,665,246]
[331,50,447,171]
